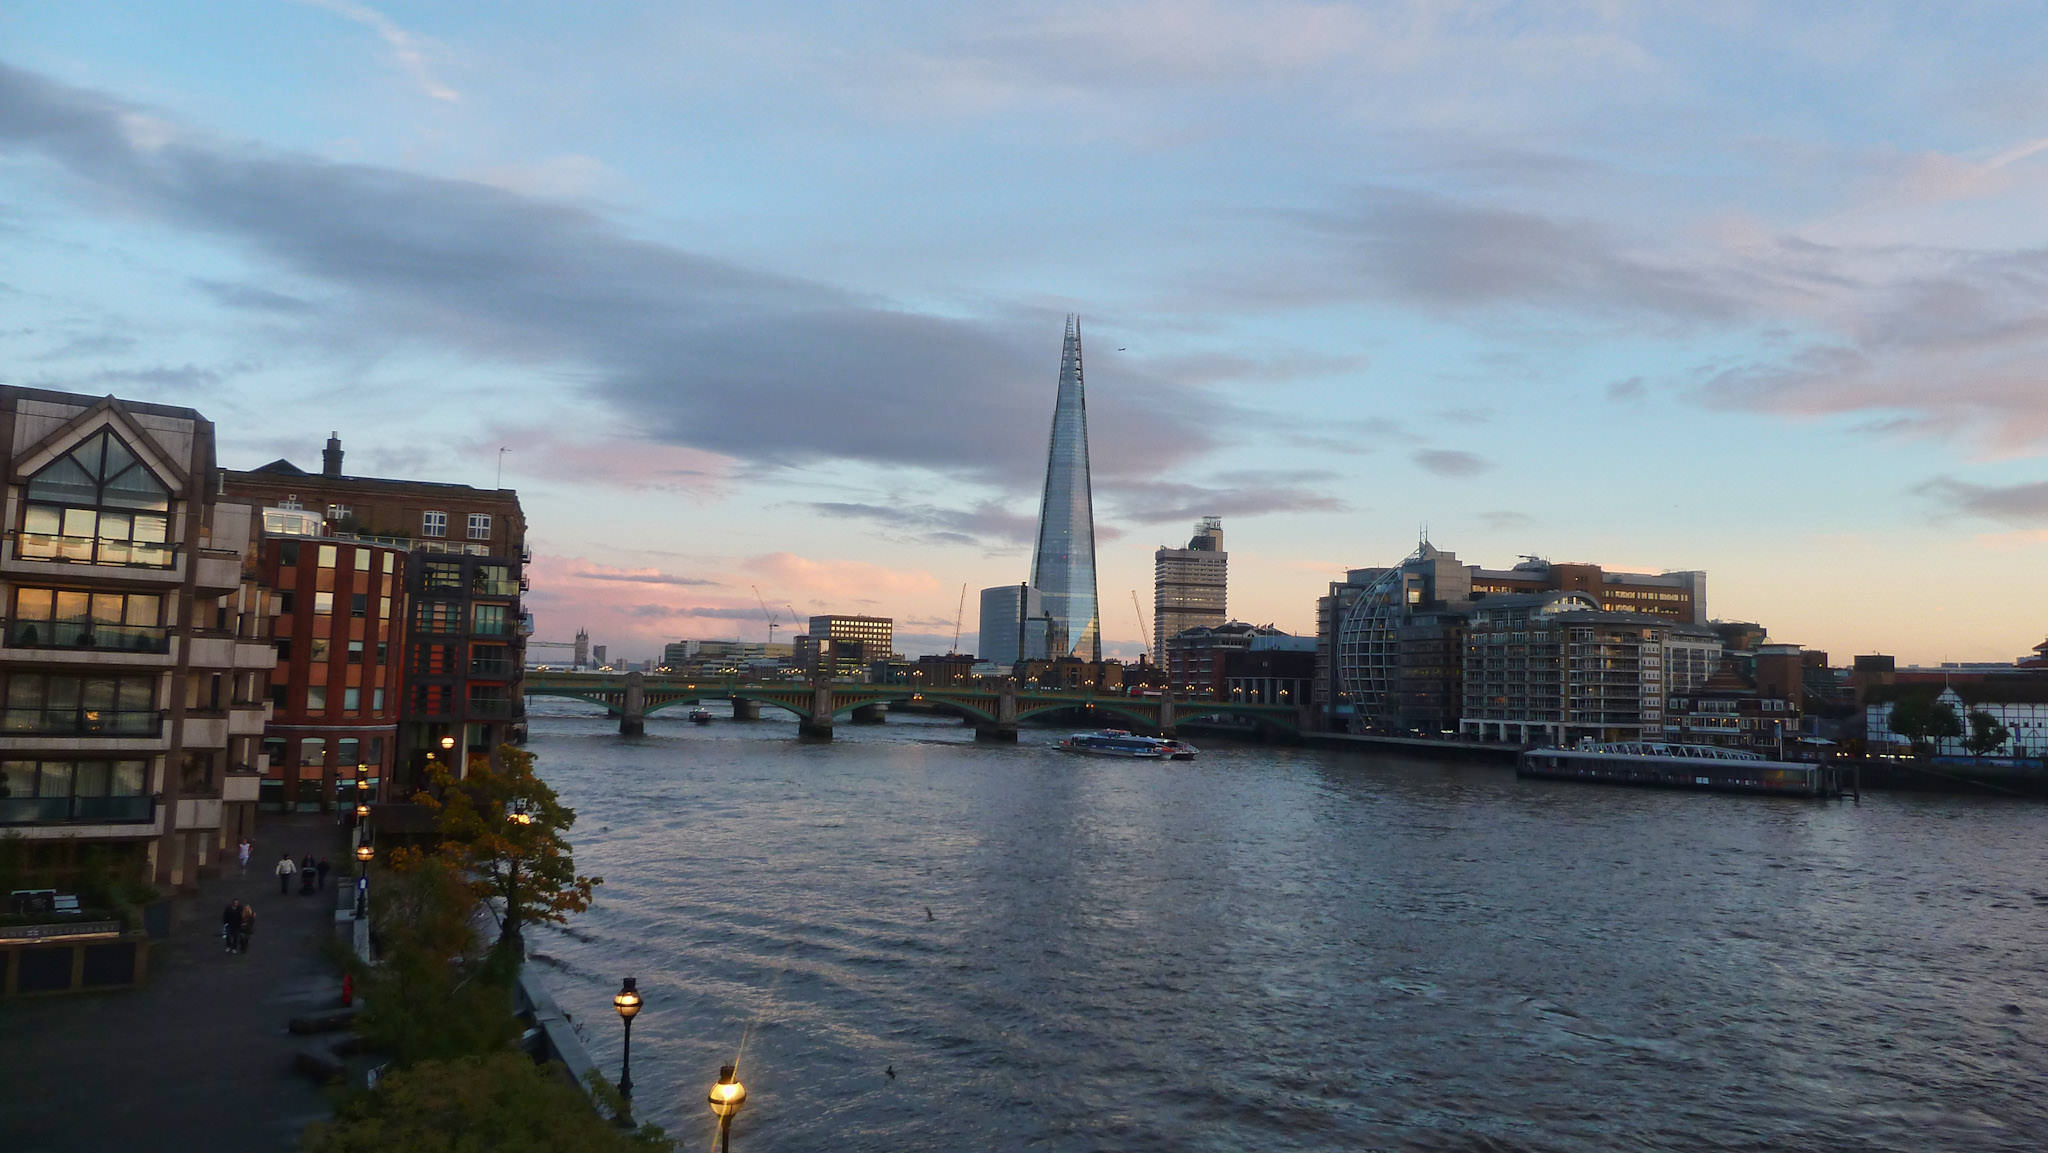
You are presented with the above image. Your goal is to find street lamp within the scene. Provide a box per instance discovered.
[353,842,374,920]
[612,977,641,1101]
[708,1064,747,1153]
[507,798,534,825]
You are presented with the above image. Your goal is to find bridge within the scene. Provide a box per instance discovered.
[521,671,1309,741]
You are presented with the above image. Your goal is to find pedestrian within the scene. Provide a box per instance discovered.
[237,838,252,874]
[275,852,296,895]
[222,898,243,953]
[239,902,255,954]
[300,854,317,895]
[315,857,331,890]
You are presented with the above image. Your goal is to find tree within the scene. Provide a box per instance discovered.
[1966,709,2011,758]
[412,745,599,950]
[1886,695,1934,754]
[1929,702,1964,747]
[352,855,521,1068]
[302,1051,671,1153]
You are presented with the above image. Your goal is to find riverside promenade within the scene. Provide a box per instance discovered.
[0,811,350,1152]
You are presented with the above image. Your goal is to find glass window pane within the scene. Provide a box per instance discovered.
[97,510,132,541]
[318,545,337,568]
[37,761,73,797]
[74,762,111,797]
[28,456,97,504]
[126,594,160,626]
[15,588,52,620]
[81,678,118,709]
[6,676,44,708]
[91,594,123,623]
[62,507,98,537]
[103,464,170,511]
[100,435,134,479]
[23,505,61,536]
[300,738,325,767]
[119,680,154,710]
[110,761,146,795]
[132,515,168,544]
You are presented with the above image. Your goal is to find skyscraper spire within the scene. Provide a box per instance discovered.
[1030,314,1101,662]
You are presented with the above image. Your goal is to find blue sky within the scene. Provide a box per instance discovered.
[4,2,2047,663]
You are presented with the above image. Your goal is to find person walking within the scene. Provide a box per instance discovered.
[315,857,331,891]
[221,898,243,953]
[237,838,252,874]
[299,855,317,895]
[275,853,296,895]
[238,902,256,954]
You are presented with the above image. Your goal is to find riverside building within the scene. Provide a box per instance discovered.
[0,388,272,889]
[1154,517,1227,662]
[977,583,1049,672]
[222,434,528,789]
[1029,316,1102,662]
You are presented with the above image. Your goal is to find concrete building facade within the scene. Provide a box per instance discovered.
[1153,516,1226,662]
[0,388,272,889]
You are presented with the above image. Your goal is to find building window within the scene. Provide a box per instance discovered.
[4,674,157,735]
[314,591,334,615]
[347,640,364,663]
[473,604,508,636]
[467,513,492,540]
[351,594,368,618]
[422,561,463,590]
[7,588,166,652]
[20,429,173,568]
[309,638,330,663]
[372,688,385,711]
[307,686,328,713]
[299,738,325,767]
[354,550,371,572]
[383,554,396,574]
[327,503,352,522]
[343,688,360,711]
[422,510,447,538]
[0,758,149,824]
[318,545,337,569]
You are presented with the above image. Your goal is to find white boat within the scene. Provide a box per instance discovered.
[1057,729,1197,759]
[688,707,713,724]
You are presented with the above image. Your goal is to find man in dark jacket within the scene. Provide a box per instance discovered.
[222,898,243,952]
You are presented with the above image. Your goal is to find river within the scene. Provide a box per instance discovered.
[521,705,2048,1152]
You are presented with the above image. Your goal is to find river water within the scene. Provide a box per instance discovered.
[522,705,2048,1152]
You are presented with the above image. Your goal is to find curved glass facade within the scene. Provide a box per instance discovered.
[1030,315,1100,662]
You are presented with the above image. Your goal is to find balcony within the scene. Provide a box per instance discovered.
[12,533,176,570]
[464,698,517,719]
[194,548,244,592]
[473,579,521,597]
[0,794,154,826]
[2,708,165,737]
[469,657,518,679]
[5,619,172,655]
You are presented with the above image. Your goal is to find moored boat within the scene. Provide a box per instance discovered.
[1058,729,1197,759]
[1518,741,1841,798]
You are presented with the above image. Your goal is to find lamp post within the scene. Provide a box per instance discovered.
[708,1064,747,1153]
[440,732,457,773]
[612,977,641,1101]
[353,842,373,920]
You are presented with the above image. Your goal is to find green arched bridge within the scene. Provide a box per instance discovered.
[522,671,1308,741]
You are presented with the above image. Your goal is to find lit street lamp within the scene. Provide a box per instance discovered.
[708,1064,747,1153]
[612,977,641,1101]
[353,842,374,920]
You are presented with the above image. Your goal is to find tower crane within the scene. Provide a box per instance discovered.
[1131,590,1151,665]
[951,583,967,653]
[752,586,780,646]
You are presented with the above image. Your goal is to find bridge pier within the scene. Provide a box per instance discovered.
[851,703,886,724]
[729,698,759,721]
[620,671,646,736]
[976,684,1018,742]
[799,683,834,740]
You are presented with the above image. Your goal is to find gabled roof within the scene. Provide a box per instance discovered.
[249,458,308,476]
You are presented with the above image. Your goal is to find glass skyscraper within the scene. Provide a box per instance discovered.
[1030,315,1101,662]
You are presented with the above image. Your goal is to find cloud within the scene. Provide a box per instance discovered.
[0,63,1230,489]
[1106,474,1345,523]
[572,565,721,588]
[1477,510,1531,530]
[806,501,1038,548]
[192,279,316,314]
[28,362,250,393]
[1413,449,1489,477]
[1917,477,2048,525]
[299,0,460,103]
[30,333,138,361]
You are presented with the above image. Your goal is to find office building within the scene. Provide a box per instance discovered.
[1154,516,1226,662]
[1459,592,1679,745]
[978,583,1049,670]
[1163,621,1297,699]
[0,388,272,888]
[803,614,894,680]
[1029,315,1101,662]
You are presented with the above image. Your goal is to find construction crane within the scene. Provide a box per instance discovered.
[951,583,967,653]
[752,586,780,646]
[1131,590,1151,665]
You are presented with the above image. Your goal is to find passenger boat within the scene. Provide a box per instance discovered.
[688,707,713,724]
[1517,741,1840,798]
[1057,730,1197,759]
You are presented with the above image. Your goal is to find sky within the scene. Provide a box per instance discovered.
[4,2,2047,666]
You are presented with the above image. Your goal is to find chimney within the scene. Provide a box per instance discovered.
[322,432,343,477]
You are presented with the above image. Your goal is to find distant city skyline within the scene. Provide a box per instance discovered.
[5,6,2048,666]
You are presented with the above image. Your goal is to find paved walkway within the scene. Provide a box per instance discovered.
[0,812,355,1152]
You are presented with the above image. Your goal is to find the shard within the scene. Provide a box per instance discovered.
[1030,314,1101,662]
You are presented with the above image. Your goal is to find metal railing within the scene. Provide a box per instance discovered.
[5,619,173,654]
[464,698,516,718]
[469,658,517,677]
[0,794,154,825]
[14,534,176,569]
[1,708,164,737]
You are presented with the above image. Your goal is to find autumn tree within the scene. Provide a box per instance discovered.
[352,854,521,1067]
[413,745,599,951]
